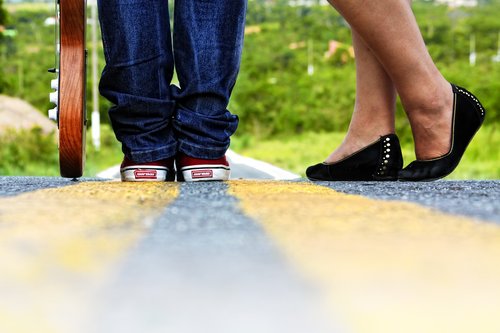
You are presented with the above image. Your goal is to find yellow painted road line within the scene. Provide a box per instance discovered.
[0,182,178,333]
[229,180,500,333]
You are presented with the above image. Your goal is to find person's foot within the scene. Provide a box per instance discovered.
[120,157,175,182]
[399,84,486,181]
[307,134,403,181]
[325,130,395,164]
[405,83,455,160]
[176,153,230,182]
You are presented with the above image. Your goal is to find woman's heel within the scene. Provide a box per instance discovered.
[399,84,486,181]
[306,134,403,181]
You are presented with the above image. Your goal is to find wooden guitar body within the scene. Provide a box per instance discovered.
[51,0,87,178]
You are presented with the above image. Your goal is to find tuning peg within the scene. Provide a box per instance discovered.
[51,78,59,90]
[50,91,59,105]
[48,107,58,121]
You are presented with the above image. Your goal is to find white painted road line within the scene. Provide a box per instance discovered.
[96,149,301,180]
[226,149,300,180]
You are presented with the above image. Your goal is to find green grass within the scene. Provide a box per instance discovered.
[83,125,123,177]
[5,3,52,13]
[2,124,497,179]
[0,124,123,177]
[231,125,500,180]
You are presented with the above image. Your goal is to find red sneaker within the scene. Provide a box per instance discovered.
[176,153,230,182]
[120,157,175,182]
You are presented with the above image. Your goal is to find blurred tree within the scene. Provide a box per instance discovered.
[0,1,498,136]
[0,0,7,27]
[0,0,8,92]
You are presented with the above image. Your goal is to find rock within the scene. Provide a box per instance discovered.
[0,95,57,134]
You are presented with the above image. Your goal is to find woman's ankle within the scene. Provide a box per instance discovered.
[325,128,394,163]
[404,82,454,160]
[402,80,452,115]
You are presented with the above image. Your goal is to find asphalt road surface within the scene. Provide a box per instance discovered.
[0,175,499,333]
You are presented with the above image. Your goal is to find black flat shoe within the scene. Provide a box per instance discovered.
[306,134,403,181]
[399,84,486,182]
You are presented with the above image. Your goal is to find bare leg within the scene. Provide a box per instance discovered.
[327,0,453,160]
[325,30,396,163]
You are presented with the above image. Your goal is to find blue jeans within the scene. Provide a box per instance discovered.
[97,0,247,162]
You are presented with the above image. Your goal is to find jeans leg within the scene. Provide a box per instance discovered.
[98,0,177,163]
[172,0,247,159]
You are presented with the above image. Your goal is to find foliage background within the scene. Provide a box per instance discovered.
[0,0,6,26]
[0,0,499,178]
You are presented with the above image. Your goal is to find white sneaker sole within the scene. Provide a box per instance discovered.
[120,166,169,182]
[180,164,230,182]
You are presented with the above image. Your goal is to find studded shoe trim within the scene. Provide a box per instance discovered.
[374,136,397,179]
[455,86,485,117]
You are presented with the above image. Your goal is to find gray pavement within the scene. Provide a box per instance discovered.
[1,176,498,223]
[1,176,499,332]
[0,176,77,197]
[90,182,336,333]
[317,180,500,223]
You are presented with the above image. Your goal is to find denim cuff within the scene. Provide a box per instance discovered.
[177,140,229,159]
[127,141,177,163]
[173,105,238,159]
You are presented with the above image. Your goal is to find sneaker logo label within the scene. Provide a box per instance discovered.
[134,170,158,180]
[192,170,213,179]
